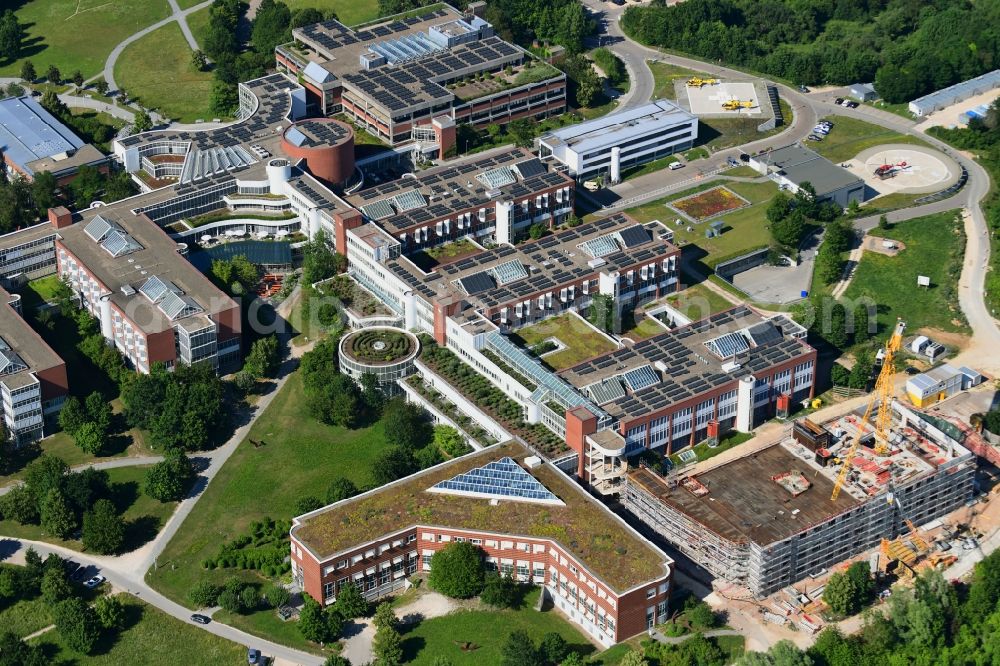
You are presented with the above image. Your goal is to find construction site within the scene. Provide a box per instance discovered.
[623,322,978,598]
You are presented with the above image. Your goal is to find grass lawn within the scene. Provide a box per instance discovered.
[68,108,125,152]
[716,634,747,662]
[648,61,699,100]
[23,275,65,303]
[0,0,170,78]
[622,154,679,181]
[656,282,735,322]
[0,464,174,552]
[31,597,244,664]
[511,313,617,370]
[146,371,391,608]
[620,311,668,340]
[627,180,780,268]
[865,100,914,120]
[721,165,759,177]
[285,0,380,26]
[401,588,596,664]
[214,606,327,655]
[186,5,211,46]
[577,92,619,121]
[811,115,931,163]
[115,22,214,123]
[669,430,754,466]
[410,238,481,271]
[0,597,53,638]
[699,98,793,152]
[843,210,968,336]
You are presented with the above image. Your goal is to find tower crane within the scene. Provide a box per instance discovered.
[830,320,906,501]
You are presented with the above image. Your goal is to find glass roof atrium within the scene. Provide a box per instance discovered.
[428,456,564,505]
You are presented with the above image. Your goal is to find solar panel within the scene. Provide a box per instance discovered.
[459,272,495,295]
[84,215,112,242]
[513,158,545,178]
[477,166,516,189]
[361,199,396,220]
[622,365,659,392]
[428,457,563,505]
[707,332,750,359]
[393,189,426,212]
[580,235,620,258]
[489,259,528,285]
[616,225,652,249]
[746,321,782,346]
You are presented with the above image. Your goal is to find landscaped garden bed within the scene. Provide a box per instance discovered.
[342,329,415,364]
[405,375,497,449]
[670,186,750,221]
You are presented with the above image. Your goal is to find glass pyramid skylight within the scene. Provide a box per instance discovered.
[428,457,564,505]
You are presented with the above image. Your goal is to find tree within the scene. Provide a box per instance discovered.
[768,640,813,666]
[589,294,614,333]
[878,214,891,230]
[381,399,432,451]
[94,594,126,630]
[528,222,547,239]
[41,488,77,539]
[767,192,793,225]
[133,108,152,133]
[827,303,848,348]
[434,426,468,458]
[20,59,35,82]
[85,392,112,435]
[823,570,862,616]
[302,233,340,283]
[501,629,543,666]
[58,396,89,436]
[73,421,104,455]
[370,446,416,486]
[771,209,807,248]
[299,597,332,643]
[0,484,38,524]
[0,631,47,666]
[684,598,717,630]
[72,70,84,87]
[618,652,648,666]
[845,561,874,604]
[508,119,535,148]
[41,565,74,605]
[244,334,280,379]
[46,65,61,84]
[252,0,293,56]
[373,625,404,666]
[25,454,69,498]
[481,571,519,608]
[240,586,261,612]
[218,588,243,613]
[830,363,850,387]
[53,597,101,654]
[144,450,196,502]
[539,632,569,664]
[295,496,323,514]
[325,477,358,504]
[323,657,352,666]
[4,81,23,97]
[360,372,385,415]
[292,7,324,28]
[94,80,109,96]
[191,49,209,71]
[852,303,871,344]
[373,601,397,631]
[333,582,367,619]
[265,583,290,609]
[188,581,221,607]
[82,499,125,554]
[428,541,485,599]
[0,10,23,63]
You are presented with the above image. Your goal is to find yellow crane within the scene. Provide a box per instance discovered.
[721,99,755,110]
[830,320,906,501]
[686,77,719,88]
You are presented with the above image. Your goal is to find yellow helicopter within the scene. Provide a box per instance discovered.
[686,77,719,88]
[721,99,755,110]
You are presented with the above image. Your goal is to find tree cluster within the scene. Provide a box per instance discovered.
[0,456,125,553]
[558,55,602,109]
[302,232,346,284]
[237,334,280,391]
[428,541,486,599]
[0,10,25,65]
[211,254,259,295]
[202,516,292,576]
[814,218,854,286]
[143,450,196,502]
[621,0,1000,103]
[58,391,113,455]
[823,561,875,617]
[500,629,575,666]
[298,582,367,644]
[121,362,226,451]
[592,48,626,89]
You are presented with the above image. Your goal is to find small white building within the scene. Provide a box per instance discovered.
[906,364,964,408]
[538,100,698,183]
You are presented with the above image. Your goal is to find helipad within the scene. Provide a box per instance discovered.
[686,81,764,116]
[844,144,960,195]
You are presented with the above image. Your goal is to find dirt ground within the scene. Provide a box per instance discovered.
[914,89,1000,131]
[863,235,905,256]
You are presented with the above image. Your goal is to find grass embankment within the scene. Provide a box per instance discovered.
[0,0,171,78]
[843,210,968,336]
[115,22,214,123]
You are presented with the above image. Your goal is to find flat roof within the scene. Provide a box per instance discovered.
[0,95,86,175]
[56,199,238,335]
[540,100,696,155]
[0,286,63,389]
[25,143,108,176]
[628,441,860,545]
[347,147,572,234]
[284,118,352,148]
[291,441,670,593]
[561,306,814,421]
[387,213,677,310]
[767,144,863,196]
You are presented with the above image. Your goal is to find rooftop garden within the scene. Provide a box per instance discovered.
[293,442,667,592]
[405,375,497,449]
[342,328,416,364]
[186,210,298,228]
[449,60,562,102]
[511,313,617,371]
[418,336,567,457]
[670,186,750,222]
[409,237,482,272]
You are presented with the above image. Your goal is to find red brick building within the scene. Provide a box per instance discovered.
[290,442,673,647]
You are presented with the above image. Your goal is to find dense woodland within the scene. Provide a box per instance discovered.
[622,0,1000,103]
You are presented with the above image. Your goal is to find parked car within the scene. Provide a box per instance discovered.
[191,614,211,625]
[248,648,261,664]
[846,101,859,108]
[727,157,739,167]
[83,575,105,589]
[668,162,685,170]
[807,134,823,141]
[834,97,844,105]
[799,85,810,93]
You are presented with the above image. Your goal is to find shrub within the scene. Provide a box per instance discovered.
[188,581,221,608]
[428,542,485,599]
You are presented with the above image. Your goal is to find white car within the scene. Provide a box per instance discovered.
[83,574,106,589]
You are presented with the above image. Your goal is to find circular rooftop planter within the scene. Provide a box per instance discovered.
[338,327,420,395]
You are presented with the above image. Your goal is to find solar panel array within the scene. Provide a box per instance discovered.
[84,216,112,242]
[616,225,652,249]
[587,378,626,405]
[459,272,495,295]
[361,199,396,220]
[297,10,450,56]
[706,332,750,359]
[513,158,546,179]
[622,364,660,392]
[294,119,352,147]
[429,457,562,504]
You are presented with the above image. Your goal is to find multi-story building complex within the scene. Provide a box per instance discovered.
[0,286,68,445]
[290,441,673,647]
[275,5,566,151]
[49,204,242,373]
[0,95,109,185]
[539,101,699,182]
[623,402,976,597]
[0,223,59,286]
